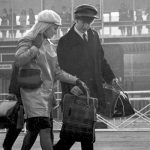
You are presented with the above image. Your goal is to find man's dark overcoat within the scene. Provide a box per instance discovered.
[57,25,115,113]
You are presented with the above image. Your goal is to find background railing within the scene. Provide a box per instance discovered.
[0,0,150,41]
[1,89,150,130]
[0,20,150,41]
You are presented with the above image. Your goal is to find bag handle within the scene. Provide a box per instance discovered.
[103,82,129,100]
[86,88,90,105]
[104,82,125,94]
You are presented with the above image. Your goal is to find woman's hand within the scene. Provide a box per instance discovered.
[74,79,88,95]
[32,33,43,49]
[29,46,40,59]
[76,79,88,92]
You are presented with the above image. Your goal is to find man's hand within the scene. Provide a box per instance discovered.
[111,78,119,86]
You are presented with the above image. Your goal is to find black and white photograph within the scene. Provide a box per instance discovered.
[0,0,150,149]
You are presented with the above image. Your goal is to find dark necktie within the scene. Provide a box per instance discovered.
[83,33,87,42]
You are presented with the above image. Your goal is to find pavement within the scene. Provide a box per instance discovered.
[0,130,150,150]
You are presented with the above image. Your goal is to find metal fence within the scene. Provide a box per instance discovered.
[1,88,150,131]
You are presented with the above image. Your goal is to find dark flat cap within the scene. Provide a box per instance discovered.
[74,4,98,18]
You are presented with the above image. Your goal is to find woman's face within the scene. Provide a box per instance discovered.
[44,24,59,39]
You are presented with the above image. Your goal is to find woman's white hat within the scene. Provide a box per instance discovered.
[38,10,62,26]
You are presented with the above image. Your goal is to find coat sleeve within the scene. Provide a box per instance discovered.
[45,42,78,85]
[55,58,78,84]
[15,39,38,66]
[96,33,115,83]
[56,38,75,95]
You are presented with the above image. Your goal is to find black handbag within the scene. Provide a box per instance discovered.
[104,84,135,118]
[60,92,98,142]
[17,63,43,89]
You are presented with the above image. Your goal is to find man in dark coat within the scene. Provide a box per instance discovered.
[54,4,118,150]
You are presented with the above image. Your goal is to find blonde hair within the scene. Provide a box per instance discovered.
[23,21,53,40]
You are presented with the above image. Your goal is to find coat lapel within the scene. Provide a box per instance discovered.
[65,26,97,61]
[67,25,85,47]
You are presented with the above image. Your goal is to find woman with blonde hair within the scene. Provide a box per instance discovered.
[15,9,86,150]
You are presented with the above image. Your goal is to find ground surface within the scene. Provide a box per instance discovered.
[0,130,150,150]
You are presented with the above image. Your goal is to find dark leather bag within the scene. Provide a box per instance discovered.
[104,84,135,118]
[60,92,98,142]
[17,64,43,89]
[0,100,17,129]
